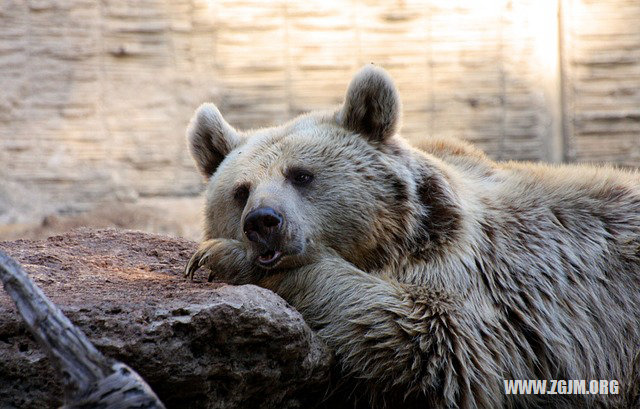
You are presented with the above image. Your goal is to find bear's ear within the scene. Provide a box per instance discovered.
[337,65,401,143]
[186,103,244,179]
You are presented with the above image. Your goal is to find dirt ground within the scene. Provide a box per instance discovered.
[0,196,204,242]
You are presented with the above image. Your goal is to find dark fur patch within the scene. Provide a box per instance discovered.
[480,220,496,243]
[357,170,412,272]
[360,94,378,137]
[388,174,410,203]
[475,258,493,293]
[414,167,463,249]
[551,207,569,230]
[504,307,553,378]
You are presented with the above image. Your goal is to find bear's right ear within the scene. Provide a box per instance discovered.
[337,65,401,143]
[186,103,244,179]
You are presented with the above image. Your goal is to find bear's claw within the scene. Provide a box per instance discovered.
[184,250,205,280]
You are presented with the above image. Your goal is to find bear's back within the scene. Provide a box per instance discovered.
[407,136,640,393]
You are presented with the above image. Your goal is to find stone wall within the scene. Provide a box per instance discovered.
[563,0,640,166]
[0,0,638,224]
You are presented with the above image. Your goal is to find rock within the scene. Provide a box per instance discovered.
[0,228,331,409]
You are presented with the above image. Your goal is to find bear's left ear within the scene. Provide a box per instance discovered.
[337,65,401,143]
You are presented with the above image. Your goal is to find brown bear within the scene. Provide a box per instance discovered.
[184,65,640,408]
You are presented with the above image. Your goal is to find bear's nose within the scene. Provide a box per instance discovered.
[243,207,284,245]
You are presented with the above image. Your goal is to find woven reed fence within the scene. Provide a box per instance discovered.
[0,0,638,217]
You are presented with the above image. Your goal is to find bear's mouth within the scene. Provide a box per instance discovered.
[257,249,283,267]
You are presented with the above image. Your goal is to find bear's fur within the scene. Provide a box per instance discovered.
[185,65,640,408]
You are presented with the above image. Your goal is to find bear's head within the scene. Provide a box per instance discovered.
[187,65,436,271]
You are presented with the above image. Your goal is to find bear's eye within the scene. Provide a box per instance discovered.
[233,183,250,204]
[287,168,314,187]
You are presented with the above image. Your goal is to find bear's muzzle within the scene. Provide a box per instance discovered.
[243,207,285,267]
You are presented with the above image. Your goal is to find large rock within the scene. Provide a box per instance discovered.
[0,228,331,409]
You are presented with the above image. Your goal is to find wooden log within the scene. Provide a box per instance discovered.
[0,250,166,409]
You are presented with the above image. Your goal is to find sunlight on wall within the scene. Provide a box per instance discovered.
[524,0,563,162]
[199,1,567,161]
[2,0,638,231]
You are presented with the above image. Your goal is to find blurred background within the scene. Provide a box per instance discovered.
[0,0,639,241]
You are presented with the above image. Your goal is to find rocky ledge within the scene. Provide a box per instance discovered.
[0,228,331,409]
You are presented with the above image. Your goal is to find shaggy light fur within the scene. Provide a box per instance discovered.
[185,65,640,408]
